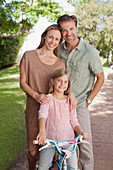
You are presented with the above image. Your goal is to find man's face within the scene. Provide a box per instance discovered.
[60,20,78,43]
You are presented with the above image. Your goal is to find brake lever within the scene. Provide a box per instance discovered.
[39,143,51,151]
[79,136,89,144]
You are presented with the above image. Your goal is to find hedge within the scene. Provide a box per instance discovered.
[0,35,24,69]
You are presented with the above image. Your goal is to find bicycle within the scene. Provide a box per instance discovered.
[33,135,89,170]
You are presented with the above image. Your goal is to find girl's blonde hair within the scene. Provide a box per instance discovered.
[49,69,71,95]
[37,24,63,56]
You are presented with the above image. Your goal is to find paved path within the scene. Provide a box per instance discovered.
[90,68,113,170]
[8,68,113,170]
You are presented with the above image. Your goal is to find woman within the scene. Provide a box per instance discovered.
[20,24,66,170]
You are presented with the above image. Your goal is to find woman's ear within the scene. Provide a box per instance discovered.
[44,34,46,40]
[51,79,54,85]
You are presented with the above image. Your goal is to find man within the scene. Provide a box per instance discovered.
[57,14,104,170]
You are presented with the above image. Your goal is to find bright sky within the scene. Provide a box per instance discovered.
[53,0,75,13]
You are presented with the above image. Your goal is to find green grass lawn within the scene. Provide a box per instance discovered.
[0,65,27,170]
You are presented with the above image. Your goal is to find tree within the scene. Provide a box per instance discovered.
[68,0,113,57]
[0,0,63,38]
[0,0,64,69]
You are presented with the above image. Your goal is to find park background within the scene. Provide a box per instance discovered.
[0,0,113,170]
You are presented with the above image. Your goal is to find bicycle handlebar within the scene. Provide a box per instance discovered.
[33,135,89,156]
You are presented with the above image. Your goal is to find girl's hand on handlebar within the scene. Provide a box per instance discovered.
[36,131,46,145]
[82,132,89,140]
[35,94,50,104]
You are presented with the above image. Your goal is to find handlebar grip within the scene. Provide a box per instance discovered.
[81,140,89,144]
[33,140,38,144]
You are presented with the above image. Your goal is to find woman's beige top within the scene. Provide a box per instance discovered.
[23,50,65,114]
[21,50,65,151]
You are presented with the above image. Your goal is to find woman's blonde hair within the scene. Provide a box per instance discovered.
[37,24,63,56]
[49,69,71,95]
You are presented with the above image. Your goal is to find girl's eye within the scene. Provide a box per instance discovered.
[65,81,68,84]
[58,79,61,82]
[56,38,59,41]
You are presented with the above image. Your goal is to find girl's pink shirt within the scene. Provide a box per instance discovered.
[38,94,79,141]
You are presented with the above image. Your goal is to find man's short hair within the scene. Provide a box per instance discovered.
[57,14,77,27]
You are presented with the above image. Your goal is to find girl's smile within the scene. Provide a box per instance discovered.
[51,74,69,94]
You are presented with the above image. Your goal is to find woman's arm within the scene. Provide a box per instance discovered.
[20,57,49,104]
[36,118,46,145]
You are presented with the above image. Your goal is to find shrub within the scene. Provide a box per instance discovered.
[0,35,24,69]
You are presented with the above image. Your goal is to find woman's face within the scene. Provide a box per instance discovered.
[44,29,61,51]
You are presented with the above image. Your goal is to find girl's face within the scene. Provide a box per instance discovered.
[44,29,61,51]
[51,74,69,94]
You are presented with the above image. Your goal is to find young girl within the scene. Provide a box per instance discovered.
[36,69,88,170]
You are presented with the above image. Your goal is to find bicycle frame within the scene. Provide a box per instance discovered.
[49,136,81,170]
[51,153,79,170]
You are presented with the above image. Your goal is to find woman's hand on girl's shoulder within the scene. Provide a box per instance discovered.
[34,93,50,104]
[67,92,77,111]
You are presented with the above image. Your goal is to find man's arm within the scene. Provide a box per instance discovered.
[86,72,104,107]
[67,92,77,110]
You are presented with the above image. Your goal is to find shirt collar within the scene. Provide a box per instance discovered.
[62,41,67,50]
[63,37,84,51]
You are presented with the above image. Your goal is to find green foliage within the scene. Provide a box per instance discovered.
[0,65,26,170]
[0,0,63,35]
[68,0,113,57]
[103,60,109,67]
[0,35,24,69]
[0,0,64,68]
